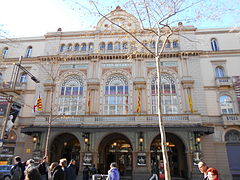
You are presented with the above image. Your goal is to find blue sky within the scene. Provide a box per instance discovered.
[0,0,239,38]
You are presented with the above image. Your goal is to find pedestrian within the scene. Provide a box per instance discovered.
[206,168,220,180]
[198,161,209,180]
[149,162,159,180]
[25,166,41,180]
[52,159,66,180]
[90,164,97,179]
[49,162,58,176]
[83,165,90,180]
[10,156,25,180]
[38,156,49,180]
[67,159,77,180]
[106,162,120,180]
[25,159,35,176]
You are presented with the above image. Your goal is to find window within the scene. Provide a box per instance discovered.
[67,44,72,51]
[0,73,3,83]
[99,42,105,51]
[215,66,225,77]
[122,42,128,50]
[88,43,94,51]
[158,41,163,48]
[114,42,121,51]
[59,75,84,115]
[150,41,156,49]
[225,130,240,143]
[25,46,32,58]
[81,43,87,51]
[104,74,129,115]
[20,73,27,83]
[2,47,8,58]
[151,73,178,114]
[60,44,66,52]
[74,44,80,51]
[211,38,219,51]
[165,41,171,48]
[173,41,179,48]
[107,42,113,51]
[220,95,234,114]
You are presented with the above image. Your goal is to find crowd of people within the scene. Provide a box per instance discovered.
[198,161,220,180]
[10,156,120,180]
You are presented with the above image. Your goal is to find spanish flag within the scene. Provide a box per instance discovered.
[137,88,141,113]
[187,88,193,113]
[88,91,91,114]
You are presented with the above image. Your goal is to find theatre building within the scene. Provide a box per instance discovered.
[0,7,240,180]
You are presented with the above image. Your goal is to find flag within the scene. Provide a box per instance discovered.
[35,95,42,112]
[88,91,91,114]
[187,88,193,113]
[137,88,141,113]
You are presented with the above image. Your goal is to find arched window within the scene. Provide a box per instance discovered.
[122,42,128,50]
[25,46,32,58]
[225,130,240,143]
[74,44,80,51]
[104,74,129,115]
[215,66,225,77]
[114,42,121,51]
[211,38,219,51]
[67,44,72,51]
[20,73,27,83]
[107,42,113,51]
[151,73,178,114]
[59,75,84,115]
[2,47,8,58]
[150,41,156,49]
[0,73,3,83]
[81,43,87,51]
[220,95,234,114]
[173,41,179,48]
[60,44,66,52]
[158,41,163,48]
[165,41,171,48]
[99,42,105,51]
[88,43,94,51]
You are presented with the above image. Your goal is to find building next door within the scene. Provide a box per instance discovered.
[98,133,132,177]
[50,133,81,165]
[150,133,188,179]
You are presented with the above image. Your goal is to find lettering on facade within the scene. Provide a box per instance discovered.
[146,61,178,67]
[60,64,88,69]
[102,63,132,68]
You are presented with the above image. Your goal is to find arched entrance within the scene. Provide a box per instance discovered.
[98,133,132,177]
[50,133,80,164]
[225,130,240,180]
[150,133,188,178]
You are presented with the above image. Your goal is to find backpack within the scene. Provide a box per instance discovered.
[12,165,22,180]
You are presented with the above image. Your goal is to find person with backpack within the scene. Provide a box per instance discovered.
[10,156,25,180]
[67,159,77,180]
[38,156,49,180]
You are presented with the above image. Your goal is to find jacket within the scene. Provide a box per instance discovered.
[107,167,120,180]
[52,165,65,180]
[67,164,77,180]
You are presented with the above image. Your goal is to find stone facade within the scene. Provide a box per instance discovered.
[0,7,240,180]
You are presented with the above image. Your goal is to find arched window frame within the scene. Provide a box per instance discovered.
[211,38,219,51]
[25,46,32,58]
[99,42,105,51]
[114,42,121,51]
[215,66,225,77]
[151,73,178,114]
[107,42,113,51]
[67,44,73,51]
[58,75,85,115]
[150,41,156,49]
[173,40,179,48]
[74,44,80,51]
[88,43,94,52]
[2,47,8,58]
[60,44,66,52]
[20,72,27,83]
[219,95,234,114]
[165,40,171,48]
[225,130,240,143]
[81,43,87,51]
[122,42,128,50]
[103,74,129,115]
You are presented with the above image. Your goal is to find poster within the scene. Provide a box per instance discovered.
[137,153,146,166]
[83,152,92,166]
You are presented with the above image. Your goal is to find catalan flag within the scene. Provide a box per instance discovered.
[34,95,42,112]
[88,91,91,114]
[137,88,141,113]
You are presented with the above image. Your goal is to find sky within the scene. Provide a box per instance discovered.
[0,0,239,38]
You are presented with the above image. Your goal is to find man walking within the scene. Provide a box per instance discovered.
[198,161,209,180]
[11,156,25,180]
[38,156,49,180]
[67,159,77,180]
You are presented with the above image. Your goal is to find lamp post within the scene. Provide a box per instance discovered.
[0,56,40,148]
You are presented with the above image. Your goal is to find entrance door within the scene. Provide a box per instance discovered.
[150,133,188,178]
[50,133,80,164]
[99,133,132,177]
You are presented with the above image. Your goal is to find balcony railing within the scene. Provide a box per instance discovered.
[221,114,240,125]
[215,77,232,87]
[0,82,26,90]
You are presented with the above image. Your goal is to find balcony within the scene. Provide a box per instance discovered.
[0,82,26,96]
[221,114,240,125]
[215,77,232,87]
[28,114,202,127]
